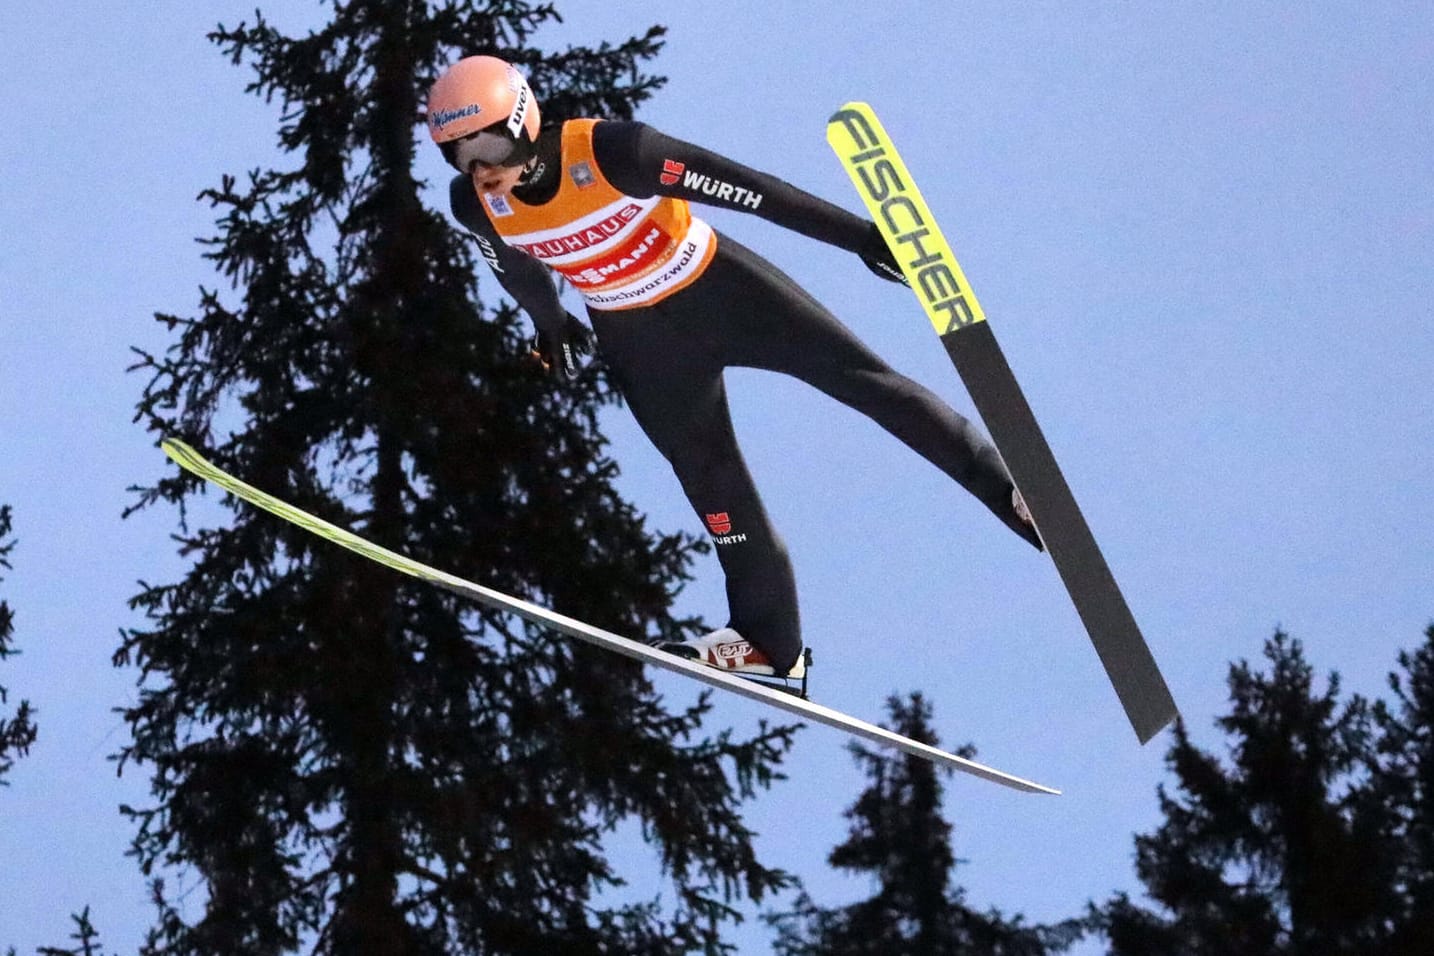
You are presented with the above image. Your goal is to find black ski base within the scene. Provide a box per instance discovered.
[944,322,1178,743]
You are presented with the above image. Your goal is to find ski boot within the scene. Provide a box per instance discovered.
[657,628,810,698]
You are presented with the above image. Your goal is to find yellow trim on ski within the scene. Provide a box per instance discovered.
[827,101,986,334]
[159,438,1060,794]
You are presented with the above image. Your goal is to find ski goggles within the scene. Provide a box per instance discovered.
[440,126,527,171]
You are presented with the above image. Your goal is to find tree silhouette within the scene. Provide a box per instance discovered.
[0,505,36,786]
[120,4,794,953]
[1371,624,1434,954]
[1089,630,1400,955]
[770,693,1076,955]
[34,908,109,956]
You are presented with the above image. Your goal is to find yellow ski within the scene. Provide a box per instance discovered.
[161,438,1059,794]
[828,103,1177,743]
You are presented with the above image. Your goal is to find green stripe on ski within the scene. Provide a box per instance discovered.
[160,438,1060,794]
[164,438,462,591]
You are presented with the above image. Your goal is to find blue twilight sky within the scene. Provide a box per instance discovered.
[3,2,1433,953]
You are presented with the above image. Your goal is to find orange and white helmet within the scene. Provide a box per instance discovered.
[427,55,541,170]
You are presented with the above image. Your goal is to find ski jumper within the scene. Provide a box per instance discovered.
[449,119,1024,675]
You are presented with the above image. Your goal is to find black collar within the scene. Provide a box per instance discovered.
[512,125,563,206]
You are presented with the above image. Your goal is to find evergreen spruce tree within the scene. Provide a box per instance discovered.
[1089,630,1398,955]
[1371,623,1434,954]
[120,5,794,953]
[0,505,37,785]
[770,693,1074,955]
[35,908,108,956]
[3,513,110,956]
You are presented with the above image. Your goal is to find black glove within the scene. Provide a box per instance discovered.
[859,222,909,285]
[531,312,595,379]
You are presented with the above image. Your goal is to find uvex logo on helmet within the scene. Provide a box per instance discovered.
[505,68,531,136]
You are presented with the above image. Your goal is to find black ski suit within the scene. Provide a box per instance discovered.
[449,119,1034,675]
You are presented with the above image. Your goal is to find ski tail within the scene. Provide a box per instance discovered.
[947,323,1177,743]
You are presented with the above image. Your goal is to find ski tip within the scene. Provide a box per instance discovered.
[827,100,873,124]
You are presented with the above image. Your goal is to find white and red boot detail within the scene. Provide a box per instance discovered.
[659,627,806,679]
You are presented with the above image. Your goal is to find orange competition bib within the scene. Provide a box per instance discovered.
[480,119,717,310]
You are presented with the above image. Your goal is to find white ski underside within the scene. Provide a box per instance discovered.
[161,439,1059,795]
